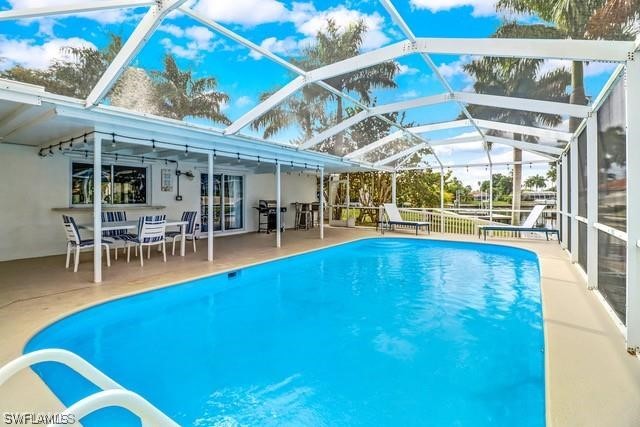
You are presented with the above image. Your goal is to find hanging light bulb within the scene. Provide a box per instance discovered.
[152,139,156,152]
[111,133,116,148]
[213,149,217,159]
[184,145,189,156]
[141,156,145,164]
[237,152,240,162]
[69,138,73,149]
[115,154,119,163]
[257,156,261,165]
[83,133,87,146]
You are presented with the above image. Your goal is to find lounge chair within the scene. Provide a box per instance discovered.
[378,203,431,235]
[125,215,167,266]
[478,204,559,242]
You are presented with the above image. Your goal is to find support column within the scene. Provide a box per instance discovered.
[276,162,281,248]
[207,152,214,262]
[570,139,579,263]
[346,173,350,218]
[93,135,102,283]
[440,166,445,233]
[391,172,397,205]
[555,160,561,232]
[586,114,598,289]
[319,167,324,240]
[561,153,569,249]
[625,56,640,352]
[489,163,494,222]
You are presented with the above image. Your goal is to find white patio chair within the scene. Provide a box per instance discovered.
[125,215,167,266]
[62,215,111,273]
[166,211,198,255]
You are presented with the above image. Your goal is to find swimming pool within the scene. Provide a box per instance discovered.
[27,238,544,426]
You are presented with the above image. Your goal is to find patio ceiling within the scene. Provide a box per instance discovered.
[0,1,638,172]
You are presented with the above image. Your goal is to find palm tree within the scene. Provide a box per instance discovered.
[252,19,398,153]
[1,34,123,99]
[494,0,634,131]
[588,0,640,38]
[151,55,230,124]
[464,57,570,224]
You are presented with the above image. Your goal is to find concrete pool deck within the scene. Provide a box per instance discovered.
[1,227,639,426]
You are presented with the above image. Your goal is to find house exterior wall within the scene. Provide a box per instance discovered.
[0,144,317,261]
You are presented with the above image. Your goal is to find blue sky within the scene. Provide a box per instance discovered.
[0,0,618,187]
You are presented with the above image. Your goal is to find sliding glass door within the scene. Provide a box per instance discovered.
[201,173,244,233]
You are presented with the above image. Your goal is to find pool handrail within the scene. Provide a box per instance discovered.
[0,348,178,427]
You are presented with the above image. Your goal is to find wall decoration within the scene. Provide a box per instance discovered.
[161,168,173,192]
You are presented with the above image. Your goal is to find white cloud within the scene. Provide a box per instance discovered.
[158,25,220,60]
[249,36,300,60]
[410,0,497,17]
[397,63,419,76]
[0,36,95,70]
[190,0,288,27]
[235,95,252,107]
[290,3,390,51]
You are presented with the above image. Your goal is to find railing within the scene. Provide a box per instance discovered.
[0,349,178,427]
[327,204,558,239]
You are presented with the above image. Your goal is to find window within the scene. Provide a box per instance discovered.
[597,78,626,232]
[71,162,149,205]
[598,231,626,324]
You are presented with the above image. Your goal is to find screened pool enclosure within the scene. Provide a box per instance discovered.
[0,1,638,352]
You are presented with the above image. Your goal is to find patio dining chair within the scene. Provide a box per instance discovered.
[101,211,136,260]
[125,215,167,266]
[166,211,199,255]
[62,215,111,273]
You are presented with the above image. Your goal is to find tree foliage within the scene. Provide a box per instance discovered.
[252,18,399,153]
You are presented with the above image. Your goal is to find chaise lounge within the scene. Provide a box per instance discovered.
[378,203,431,235]
[478,204,559,242]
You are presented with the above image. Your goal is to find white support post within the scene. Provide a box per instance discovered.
[346,173,350,218]
[489,164,494,222]
[555,160,561,231]
[570,138,579,263]
[586,114,598,289]
[391,172,397,205]
[561,154,569,249]
[93,135,102,283]
[276,162,281,248]
[207,152,214,262]
[440,167,445,234]
[625,57,640,352]
[319,168,324,240]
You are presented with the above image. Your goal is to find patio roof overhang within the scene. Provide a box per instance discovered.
[0,79,381,174]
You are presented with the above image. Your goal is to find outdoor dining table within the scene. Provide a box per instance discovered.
[79,219,189,256]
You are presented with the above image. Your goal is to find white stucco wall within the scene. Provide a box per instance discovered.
[0,144,318,261]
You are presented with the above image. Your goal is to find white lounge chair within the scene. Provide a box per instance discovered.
[62,215,111,272]
[478,204,559,241]
[125,215,167,266]
[378,203,431,235]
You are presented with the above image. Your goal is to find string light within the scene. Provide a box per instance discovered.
[39,130,327,171]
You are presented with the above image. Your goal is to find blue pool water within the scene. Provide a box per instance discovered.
[27,238,544,426]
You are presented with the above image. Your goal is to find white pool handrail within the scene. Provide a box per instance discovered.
[51,389,178,427]
[0,348,178,427]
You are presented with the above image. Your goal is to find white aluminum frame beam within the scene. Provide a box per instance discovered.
[301,92,581,151]
[455,92,590,118]
[626,56,640,352]
[485,135,563,156]
[374,142,427,166]
[428,135,482,146]
[474,119,573,142]
[85,0,188,107]
[0,0,154,21]
[303,39,633,85]
[378,0,491,166]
